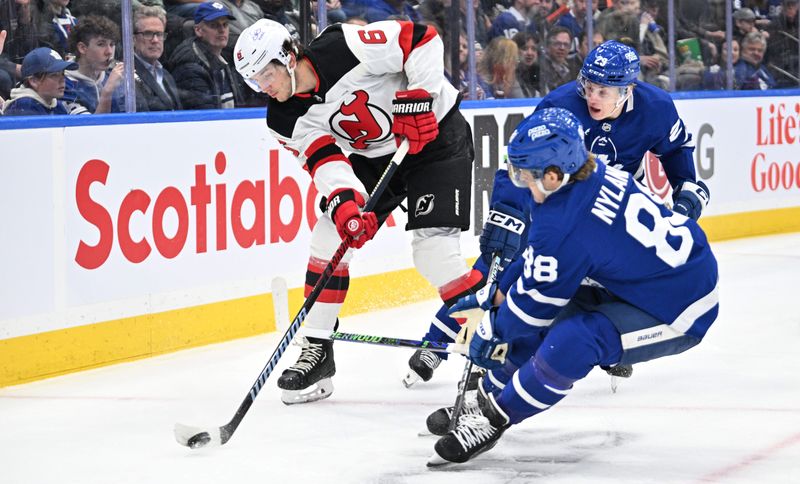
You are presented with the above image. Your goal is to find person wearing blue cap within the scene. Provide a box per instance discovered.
[166,1,244,109]
[3,46,77,116]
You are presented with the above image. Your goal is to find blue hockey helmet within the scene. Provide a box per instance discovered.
[506,107,588,187]
[579,40,640,87]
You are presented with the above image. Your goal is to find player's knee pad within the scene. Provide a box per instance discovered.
[411,227,470,289]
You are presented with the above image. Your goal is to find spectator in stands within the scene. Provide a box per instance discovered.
[164,0,203,19]
[577,29,604,62]
[32,0,77,56]
[63,15,125,114]
[133,5,182,111]
[418,0,491,48]
[446,29,491,100]
[513,30,540,97]
[734,7,770,45]
[702,39,740,90]
[555,0,597,53]
[362,0,419,23]
[1,0,37,99]
[539,26,580,95]
[479,36,523,98]
[597,0,668,89]
[257,0,300,41]
[767,0,799,86]
[3,46,76,115]
[488,0,537,41]
[167,1,244,109]
[735,31,777,89]
[217,0,266,48]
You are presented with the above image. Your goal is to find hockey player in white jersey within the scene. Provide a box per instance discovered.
[428,108,719,465]
[234,19,484,404]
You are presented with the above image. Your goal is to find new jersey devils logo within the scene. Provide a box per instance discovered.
[330,91,392,150]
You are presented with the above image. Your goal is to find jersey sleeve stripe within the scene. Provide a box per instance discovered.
[514,278,570,307]
[309,153,351,179]
[506,292,554,327]
[670,280,719,334]
[304,134,338,159]
[396,21,438,65]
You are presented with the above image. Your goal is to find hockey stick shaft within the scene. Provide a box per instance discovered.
[449,253,502,431]
[177,140,410,448]
[330,331,468,355]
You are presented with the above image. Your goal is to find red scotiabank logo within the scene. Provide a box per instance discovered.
[643,151,671,200]
[73,150,395,270]
[751,102,800,192]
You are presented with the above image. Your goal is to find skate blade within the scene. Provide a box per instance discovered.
[281,378,334,405]
[426,450,452,467]
[402,370,423,389]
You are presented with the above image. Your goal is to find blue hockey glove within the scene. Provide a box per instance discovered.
[673,180,710,220]
[467,316,508,370]
[480,202,526,267]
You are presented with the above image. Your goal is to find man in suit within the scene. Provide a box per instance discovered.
[133,5,182,112]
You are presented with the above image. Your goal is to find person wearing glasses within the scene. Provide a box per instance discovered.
[539,26,581,95]
[133,5,181,111]
[166,1,244,109]
[3,46,76,115]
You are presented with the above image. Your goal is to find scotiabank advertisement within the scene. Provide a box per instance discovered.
[1,95,799,341]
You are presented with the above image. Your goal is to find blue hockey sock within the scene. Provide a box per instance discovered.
[496,354,573,425]
[421,304,462,360]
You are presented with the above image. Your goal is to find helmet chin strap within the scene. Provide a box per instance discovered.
[534,173,571,199]
[288,64,296,97]
[613,86,632,110]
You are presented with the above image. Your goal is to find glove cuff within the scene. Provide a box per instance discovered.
[392,89,433,115]
[327,188,363,220]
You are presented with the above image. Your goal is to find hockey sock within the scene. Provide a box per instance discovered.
[496,353,573,425]
[421,304,460,358]
[302,256,349,338]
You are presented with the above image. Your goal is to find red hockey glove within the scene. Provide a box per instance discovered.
[327,188,379,249]
[391,89,439,155]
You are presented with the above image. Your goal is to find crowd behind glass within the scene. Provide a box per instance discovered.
[0,0,798,116]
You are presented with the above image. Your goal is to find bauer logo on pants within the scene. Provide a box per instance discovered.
[415,194,435,217]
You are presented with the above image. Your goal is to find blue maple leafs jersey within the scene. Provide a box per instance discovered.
[536,80,696,189]
[496,162,719,342]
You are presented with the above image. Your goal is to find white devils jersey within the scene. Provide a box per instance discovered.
[266,21,460,198]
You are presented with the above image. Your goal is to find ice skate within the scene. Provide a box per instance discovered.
[427,388,510,466]
[602,364,633,394]
[423,370,486,436]
[402,349,442,388]
[278,337,335,405]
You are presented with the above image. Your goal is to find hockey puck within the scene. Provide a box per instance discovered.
[187,432,212,449]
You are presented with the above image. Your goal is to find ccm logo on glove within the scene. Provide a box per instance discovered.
[327,188,379,249]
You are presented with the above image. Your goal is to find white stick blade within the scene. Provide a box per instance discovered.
[174,423,222,449]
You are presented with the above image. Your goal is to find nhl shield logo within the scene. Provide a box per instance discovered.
[415,194,435,217]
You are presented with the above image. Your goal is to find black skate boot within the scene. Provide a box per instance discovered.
[602,364,633,378]
[278,337,335,405]
[402,349,442,388]
[428,387,510,466]
[424,370,487,436]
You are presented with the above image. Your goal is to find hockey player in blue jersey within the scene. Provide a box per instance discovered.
[427,107,720,466]
[404,39,710,387]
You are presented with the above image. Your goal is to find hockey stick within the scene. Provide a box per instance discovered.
[330,331,468,355]
[448,252,502,431]
[174,139,410,449]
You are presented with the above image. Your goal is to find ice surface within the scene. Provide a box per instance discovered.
[2,233,799,483]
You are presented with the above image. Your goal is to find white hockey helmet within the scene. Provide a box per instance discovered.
[234,19,294,92]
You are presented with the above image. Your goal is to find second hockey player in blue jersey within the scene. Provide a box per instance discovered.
[428,107,720,466]
[404,40,711,387]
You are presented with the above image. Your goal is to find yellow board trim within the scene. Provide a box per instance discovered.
[2,207,799,388]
